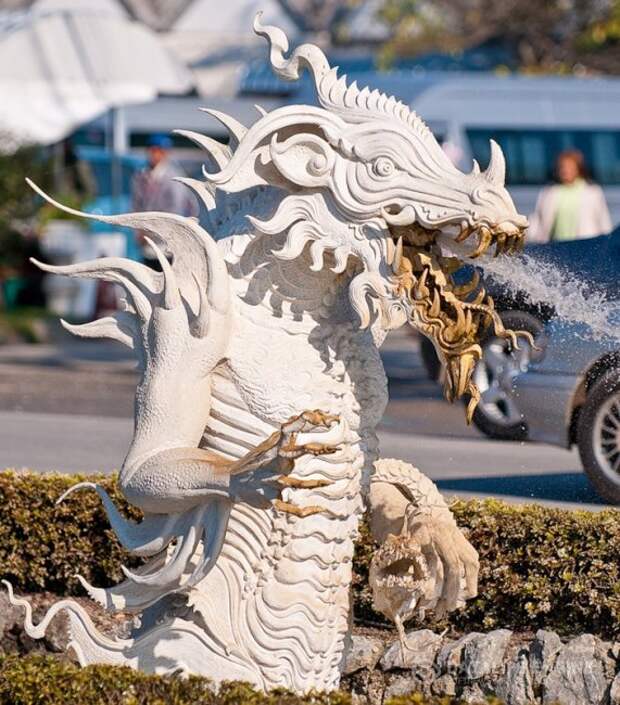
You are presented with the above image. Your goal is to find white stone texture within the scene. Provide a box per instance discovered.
[495,646,536,705]
[542,634,615,705]
[380,628,442,672]
[462,629,512,680]
[530,629,563,692]
[343,635,385,675]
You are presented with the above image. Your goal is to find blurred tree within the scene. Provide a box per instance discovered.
[0,143,51,280]
[280,0,352,32]
[575,0,620,72]
[377,0,620,74]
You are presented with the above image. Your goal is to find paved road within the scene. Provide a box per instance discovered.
[0,330,607,510]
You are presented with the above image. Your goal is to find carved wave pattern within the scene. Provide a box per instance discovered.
[196,368,365,690]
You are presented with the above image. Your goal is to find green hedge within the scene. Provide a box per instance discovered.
[0,471,140,595]
[0,655,502,705]
[1,470,620,638]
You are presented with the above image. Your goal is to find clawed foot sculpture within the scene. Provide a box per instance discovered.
[370,511,478,653]
[369,459,479,651]
[230,410,344,517]
[401,508,479,617]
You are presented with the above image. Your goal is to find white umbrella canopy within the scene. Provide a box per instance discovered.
[0,0,193,149]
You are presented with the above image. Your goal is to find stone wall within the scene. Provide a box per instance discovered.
[2,592,620,705]
[342,628,620,705]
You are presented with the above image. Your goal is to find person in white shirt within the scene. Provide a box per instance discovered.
[528,149,612,243]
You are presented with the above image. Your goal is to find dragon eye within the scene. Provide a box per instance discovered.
[373,157,395,177]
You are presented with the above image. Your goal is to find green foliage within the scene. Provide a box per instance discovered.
[0,144,52,274]
[0,654,499,705]
[0,471,141,595]
[578,0,620,51]
[0,307,50,343]
[375,0,620,74]
[2,471,620,638]
[0,145,50,224]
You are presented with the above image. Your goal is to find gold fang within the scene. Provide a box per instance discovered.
[392,237,534,424]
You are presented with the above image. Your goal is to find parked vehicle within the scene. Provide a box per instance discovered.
[513,316,620,504]
[419,224,620,502]
[419,302,545,441]
[408,73,620,225]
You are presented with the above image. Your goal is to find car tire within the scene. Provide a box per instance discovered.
[577,368,620,505]
[470,310,545,441]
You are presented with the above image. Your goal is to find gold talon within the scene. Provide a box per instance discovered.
[277,475,332,489]
[273,499,325,518]
[299,442,337,456]
[455,226,472,243]
[280,433,299,455]
[300,410,339,427]
[279,439,337,459]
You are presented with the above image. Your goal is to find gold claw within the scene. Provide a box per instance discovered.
[465,382,481,425]
[277,475,332,489]
[494,233,506,257]
[273,499,326,518]
[415,267,429,299]
[429,289,441,317]
[452,270,480,298]
[279,440,338,459]
[455,226,472,243]
[301,442,338,456]
[472,287,486,305]
[299,410,339,427]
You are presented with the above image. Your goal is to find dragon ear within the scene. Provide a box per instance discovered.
[269,132,335,188]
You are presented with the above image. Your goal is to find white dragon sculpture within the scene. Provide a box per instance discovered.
[6,15,531,693]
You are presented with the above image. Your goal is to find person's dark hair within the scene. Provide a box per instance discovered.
[556,149,589,181]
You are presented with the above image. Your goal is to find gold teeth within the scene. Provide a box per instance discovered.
[443,349,481,417]
[457,224,525,259]
[470,227,492,258]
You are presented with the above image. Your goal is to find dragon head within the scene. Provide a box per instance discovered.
[200,15,530,423]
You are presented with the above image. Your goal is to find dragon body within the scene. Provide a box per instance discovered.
[7,16,529,692]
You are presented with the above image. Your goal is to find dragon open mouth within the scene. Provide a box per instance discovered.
[387,220,531,423]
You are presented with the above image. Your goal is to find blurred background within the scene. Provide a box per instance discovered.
[3,0,620,510]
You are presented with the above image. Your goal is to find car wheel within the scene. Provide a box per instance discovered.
[470,310,544,441]
[577,368,620,504]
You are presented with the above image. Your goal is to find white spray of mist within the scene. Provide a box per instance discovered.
[477,253,620,341]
